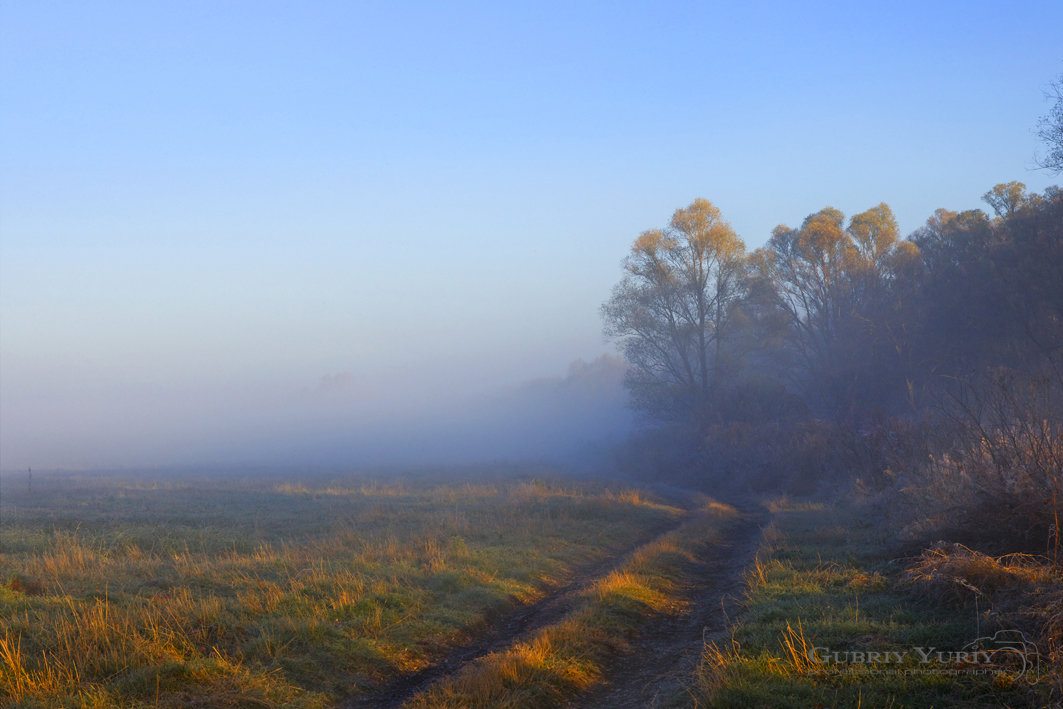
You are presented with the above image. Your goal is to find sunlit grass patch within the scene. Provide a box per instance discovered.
[0,470,681,708]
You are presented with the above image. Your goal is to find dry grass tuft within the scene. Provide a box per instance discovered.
[778,619,816,675]
[694,637,739,701]
[905,541,1061,603]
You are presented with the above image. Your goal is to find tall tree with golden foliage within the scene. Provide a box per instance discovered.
[603,199,745,423]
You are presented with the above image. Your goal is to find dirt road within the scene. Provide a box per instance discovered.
[571,507,765,708]
[346,497,766,708]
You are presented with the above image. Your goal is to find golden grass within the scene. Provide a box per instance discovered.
[0,471,682,708]
[695,639,735,701]
[777,619,816,674]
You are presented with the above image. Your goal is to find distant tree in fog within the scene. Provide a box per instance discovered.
[602,199,745,424]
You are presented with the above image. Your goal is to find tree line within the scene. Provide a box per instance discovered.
[604,184,1062,429]
[602,75,1063,548]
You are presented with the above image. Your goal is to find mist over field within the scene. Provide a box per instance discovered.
[1,2,1060,475]
[1,353,631,470]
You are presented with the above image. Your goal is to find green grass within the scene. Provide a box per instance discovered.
[0,470,681,708]
[692,499,1052,708]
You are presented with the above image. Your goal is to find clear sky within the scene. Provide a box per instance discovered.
[2,1,1061,469]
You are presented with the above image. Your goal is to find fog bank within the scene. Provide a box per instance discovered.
[0,355,632,472]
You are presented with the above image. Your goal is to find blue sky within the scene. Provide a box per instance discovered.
[2,1,1061,468]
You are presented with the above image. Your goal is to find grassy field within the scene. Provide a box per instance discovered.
[692,499,1055,708]
[7,470,1056,708]
[0,469,682,708]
